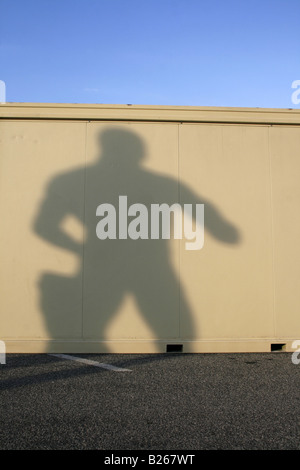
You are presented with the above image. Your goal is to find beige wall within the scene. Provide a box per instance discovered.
[0,105,299,353]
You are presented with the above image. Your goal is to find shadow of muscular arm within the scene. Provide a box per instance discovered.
[32,175,82,255]
[179,182,241,244]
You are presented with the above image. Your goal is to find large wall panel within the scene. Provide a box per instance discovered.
[82,122,180,349]
[0,120,86,342]
[178,124,274,341]
[269,126,300,338]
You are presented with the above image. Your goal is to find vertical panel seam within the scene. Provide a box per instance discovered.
[81,121,88,339]
[268,126,276,339]
[178,123,181,339]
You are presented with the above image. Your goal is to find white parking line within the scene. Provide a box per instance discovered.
[49,354,132,372]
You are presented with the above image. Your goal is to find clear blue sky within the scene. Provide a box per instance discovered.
[1,0,299,108]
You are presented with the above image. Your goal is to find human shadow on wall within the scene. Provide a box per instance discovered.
[33,127,240,351]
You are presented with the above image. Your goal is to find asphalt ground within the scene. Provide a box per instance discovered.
[0,352,300,451]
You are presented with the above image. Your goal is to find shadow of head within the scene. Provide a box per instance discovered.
[99,127,146,166]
